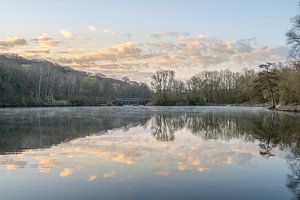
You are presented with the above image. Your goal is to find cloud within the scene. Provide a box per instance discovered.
[60,30,75,39]
[88,175,97,181]
[0,37,27,48]
[59,29,85,40]
[103,29,115,35]
[191,41,203,47]
[146,35,286,70]
[32,33,60,47]
[103,170,116,178]
[0,157,28,171]
[36,158,57,174]
[198,34,209,39]
[232,46,288,66]
[234,38,255,53]
[68,42,143,64]
[22,50,50,54]
[88,25,97,32]
[59,167,73,177]
[2,31,288,81]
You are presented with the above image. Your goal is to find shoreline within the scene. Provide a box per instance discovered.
[0,103,266,108]
[274,105,300,113]
[1,104,299,113]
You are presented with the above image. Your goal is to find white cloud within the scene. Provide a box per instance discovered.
[60,30,74,39]
[88,25,97,32]
[59,29,85,40]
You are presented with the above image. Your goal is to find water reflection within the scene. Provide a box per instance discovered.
[287,153,300,199]
[0,107,151,153]
[0,107,299,199]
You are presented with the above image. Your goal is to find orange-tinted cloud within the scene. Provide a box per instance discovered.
[0,37,27,48]
[59,168,74,177]
[32,33,60,47]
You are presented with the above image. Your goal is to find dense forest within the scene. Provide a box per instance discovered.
[0,55,151,106]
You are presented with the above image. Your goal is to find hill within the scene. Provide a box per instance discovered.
[0,54,151,106]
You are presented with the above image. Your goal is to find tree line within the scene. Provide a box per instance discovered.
[150,63,300,106]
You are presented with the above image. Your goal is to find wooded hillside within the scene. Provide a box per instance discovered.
[0,54,151,106]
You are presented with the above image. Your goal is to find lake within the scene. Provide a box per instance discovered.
[0,106,300,200]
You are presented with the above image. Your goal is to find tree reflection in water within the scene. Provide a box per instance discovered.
[151,114,186,141]
[285,131,300,200]
[287,153,300,200]
[255,112,276,158]
[150,110,300,199]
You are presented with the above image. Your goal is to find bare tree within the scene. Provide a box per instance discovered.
[151,70,175,105]
[287,2,300,60]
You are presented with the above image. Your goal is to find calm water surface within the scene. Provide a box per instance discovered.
[0,106,300,200]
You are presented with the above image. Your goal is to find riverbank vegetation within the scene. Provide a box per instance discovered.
[150,63,300,106]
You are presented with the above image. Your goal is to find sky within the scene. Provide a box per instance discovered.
[0,0,298,82]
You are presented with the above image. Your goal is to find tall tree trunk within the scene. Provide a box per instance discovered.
[266,74,276,108]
